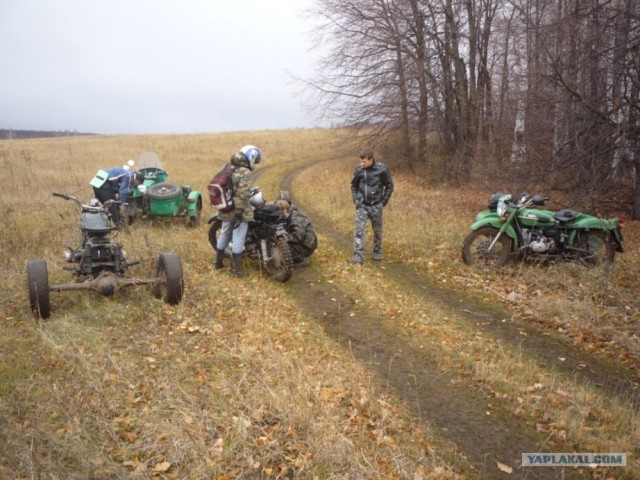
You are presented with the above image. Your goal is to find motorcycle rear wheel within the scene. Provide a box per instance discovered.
[27,259,51,319]
[208,218,222,249]
[462,227,512,268]
[573,230,615,266]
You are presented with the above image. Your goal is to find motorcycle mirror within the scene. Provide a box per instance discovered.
[532,194,547,206]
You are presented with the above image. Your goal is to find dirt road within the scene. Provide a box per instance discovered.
[268,161,639,479]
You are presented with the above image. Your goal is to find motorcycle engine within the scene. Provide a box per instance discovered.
[522,229,554,253]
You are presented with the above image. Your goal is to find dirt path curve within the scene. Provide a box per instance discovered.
[280,162,639,405]
[262,160,637,479]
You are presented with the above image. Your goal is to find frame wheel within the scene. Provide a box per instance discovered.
[153,252,184,305]
[27,259,50,319]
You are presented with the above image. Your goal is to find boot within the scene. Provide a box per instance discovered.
[214,249,225,270]
[231,253,245,277]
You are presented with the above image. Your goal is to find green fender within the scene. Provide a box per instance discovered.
[569,213,615,229]
[564,214,624,245]
[470,211,519,247]
[187,191,202,217]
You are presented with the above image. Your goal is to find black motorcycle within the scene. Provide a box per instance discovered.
[207,203,294,282]
[26,193,184,319]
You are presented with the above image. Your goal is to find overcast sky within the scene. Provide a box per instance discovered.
[0,0,320,135]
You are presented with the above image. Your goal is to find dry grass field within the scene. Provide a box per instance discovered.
[1,129,639,479]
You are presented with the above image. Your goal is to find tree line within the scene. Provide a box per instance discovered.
[305,0,640,217]
[0,129,95,140]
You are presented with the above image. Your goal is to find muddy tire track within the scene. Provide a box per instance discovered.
[271,161,638,479]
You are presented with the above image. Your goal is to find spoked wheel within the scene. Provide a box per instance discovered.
[153,253,184,305]
[146,183,182,201]
[264,235,293,282]
[462,227,512,268]
[27,259,50,319]
[573,230,615,266]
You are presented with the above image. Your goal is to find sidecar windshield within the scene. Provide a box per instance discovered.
[137,152,168,183]
[137,151,165,171]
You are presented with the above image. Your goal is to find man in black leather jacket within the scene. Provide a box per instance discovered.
[350,149,394,263]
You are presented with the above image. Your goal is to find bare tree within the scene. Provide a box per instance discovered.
[304,0,416,165]
[508,0,640,216]
[304,0,639,214]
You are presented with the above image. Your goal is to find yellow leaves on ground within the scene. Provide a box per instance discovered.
[496,461,513,473]
[151,461,171,474]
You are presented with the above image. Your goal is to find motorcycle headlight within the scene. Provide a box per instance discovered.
[496,201,507,216]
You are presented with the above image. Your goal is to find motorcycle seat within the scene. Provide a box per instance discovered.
[254,203,284,223]
[554,208,578,223]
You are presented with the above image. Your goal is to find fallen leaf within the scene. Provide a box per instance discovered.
[152,461,171,473]
[497,461,513,473]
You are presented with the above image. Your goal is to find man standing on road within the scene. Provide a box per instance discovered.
[214,145,261,277]
[350,149,394,264]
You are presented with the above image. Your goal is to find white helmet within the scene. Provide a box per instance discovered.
[240,145,261,171]
[249,187,265,207]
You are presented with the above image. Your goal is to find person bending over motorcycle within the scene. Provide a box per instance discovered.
[214,145,262,277]
[90,167,144,227]
[275,191,318,267]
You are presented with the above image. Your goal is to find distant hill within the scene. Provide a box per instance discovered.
[0,129,98,140]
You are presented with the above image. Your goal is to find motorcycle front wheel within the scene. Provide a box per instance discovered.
[462,227,512,268]
[263,235,293,282]
[572,230,615,266]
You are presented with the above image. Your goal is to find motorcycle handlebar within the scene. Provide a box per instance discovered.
[53,192,83,208]
[52,192,122,211]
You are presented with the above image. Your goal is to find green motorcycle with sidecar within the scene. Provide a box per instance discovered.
[462,192,624,268]
[126,152,202,227]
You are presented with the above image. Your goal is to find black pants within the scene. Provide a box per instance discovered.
[92,186,120,225]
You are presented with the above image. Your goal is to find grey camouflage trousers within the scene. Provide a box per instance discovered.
[353,203,383,261]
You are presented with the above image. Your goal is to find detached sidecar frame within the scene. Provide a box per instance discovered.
[26,252,184,319]
[128,152,202,227]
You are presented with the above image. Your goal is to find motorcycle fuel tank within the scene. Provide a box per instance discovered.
[79,212,113,232]
[517,208,556,227]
